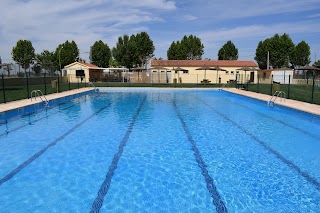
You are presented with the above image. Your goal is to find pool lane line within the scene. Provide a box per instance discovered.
[0,102,77,138]
[90,95,147,213]
[0,102,113,186]
[199,98,320,192]
[214,92,320,141]
[172,99,228,213]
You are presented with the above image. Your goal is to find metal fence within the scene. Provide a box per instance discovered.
[1,64,320,105]
[245,74,320,105]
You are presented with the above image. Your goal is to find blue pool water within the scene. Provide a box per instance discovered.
[0,88,320,212]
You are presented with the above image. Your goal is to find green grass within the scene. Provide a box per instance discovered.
[0,83,87,103]
[1,82,319,105]
[247,83,320,105]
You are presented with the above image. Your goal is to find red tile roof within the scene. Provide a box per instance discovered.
[78,62,99,68]
[151,60,257,68]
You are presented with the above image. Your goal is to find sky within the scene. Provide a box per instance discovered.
[1,0,320,65]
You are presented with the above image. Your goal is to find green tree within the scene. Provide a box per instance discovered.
[91,40,111,67]
[135,32,155,66]
[313,60,320,66]
[291,41,311,67]
[255,33,295,69]
[254,38,271,69]
[167,35,204,60]
[218,40,238,60]
[35,50,55,74]
[54,40,79,72]
[112,34,138,68]
[12,39,35,70]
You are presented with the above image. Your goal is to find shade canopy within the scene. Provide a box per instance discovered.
[236,66,252,71]
[195,66,215,70]
[295,66,320,71]
[151,66,167,70]
[213,66,227,71]
[173,67,188,71]
[131,67,148,71]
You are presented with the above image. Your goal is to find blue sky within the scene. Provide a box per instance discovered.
[1,0,320,64]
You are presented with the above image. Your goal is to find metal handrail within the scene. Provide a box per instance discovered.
[31,90,49,107]
[268,90,285,107]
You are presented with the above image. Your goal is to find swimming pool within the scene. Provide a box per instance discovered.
[0,88,320,212]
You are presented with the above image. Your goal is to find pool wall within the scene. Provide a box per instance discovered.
[0,90,95,123]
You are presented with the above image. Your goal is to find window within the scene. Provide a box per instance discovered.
[225,71,229,75]
[236,71,239,74]
[153,71,157,73]
[231,71,234,75]
[183,70,189,74]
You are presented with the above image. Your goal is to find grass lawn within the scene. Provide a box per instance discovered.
[247,83,320,105]
[1,82,319,105]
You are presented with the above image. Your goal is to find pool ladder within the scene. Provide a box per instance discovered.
[88,82,99,92]
[268,90,285,107]
[31,90,49,107]
[219,83,227,91]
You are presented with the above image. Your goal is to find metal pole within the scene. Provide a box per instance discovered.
[288,75,291,99]
[26,72,30,99]
[69,75,71,90]
[57,75,60,93]
[44,72,47,95]
[311,74,315,103]
[1,74,6,103]
[78,77,79,89]
[270,74,273,95]
[257,74,260,93]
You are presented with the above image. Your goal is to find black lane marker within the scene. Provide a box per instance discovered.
[172,99,228,213]
[0,102,112,186]
[218,92,320,141]
[200,98,320,192]
[0,103,77,138]
[90,96,147,213]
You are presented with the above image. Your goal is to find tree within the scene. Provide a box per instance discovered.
[313,60,320,67]
[35,50,55,74]
[254,39,271,69]
[54,40,79,73]
[12,39,35,70]
[167,35,204,60]
[255,33,295,69]
[291,41,311,67]
[218,40,238,60]
[135,32,155,66]
[91,40,111,67]
[112,34,139,68]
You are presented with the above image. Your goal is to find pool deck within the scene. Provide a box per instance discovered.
[226,88,320,116]
[0,87,319,116]
[0,88,94,113]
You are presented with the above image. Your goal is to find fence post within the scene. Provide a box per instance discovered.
[26,71,30,99]
[288,75,291,99]
[57,75,60,93]
[311,74,315,103]
[1,74,6,103]
[44,72,47,95]
[257,74,260,93]
[78,78,79,89]
[69,76,71,90]
[270,74,273,95]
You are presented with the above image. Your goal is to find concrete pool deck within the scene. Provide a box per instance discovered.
[226,88,320,116]
[0,87,319,116]
[0,88,95,113]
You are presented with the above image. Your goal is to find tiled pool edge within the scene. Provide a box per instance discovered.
[224,88,320,117]
[0,89,95,122]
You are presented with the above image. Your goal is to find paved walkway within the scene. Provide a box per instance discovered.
[0,88,94,113]
[226,88,320,116]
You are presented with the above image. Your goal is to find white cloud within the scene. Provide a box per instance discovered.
[0,0,175,62]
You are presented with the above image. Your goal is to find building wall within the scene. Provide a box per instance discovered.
[65,65,90,83]
[150,67,258,84]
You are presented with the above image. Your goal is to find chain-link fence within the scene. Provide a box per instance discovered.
[245,73,320,105]
[1,64,320,105]
[0,63,88,103]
